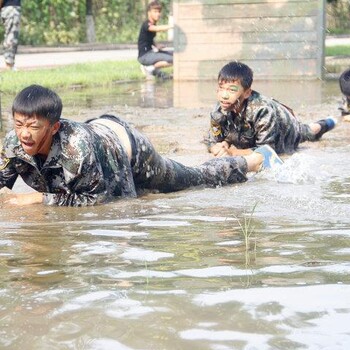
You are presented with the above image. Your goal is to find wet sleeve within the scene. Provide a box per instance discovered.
[42,184,109,207]
[204,111,226,150]
[0,153,18,190]
[254,106,278,148]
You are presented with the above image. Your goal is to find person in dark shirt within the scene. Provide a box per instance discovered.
[0,0,21,70]
[137,0,173,79]
[339,68,350,122]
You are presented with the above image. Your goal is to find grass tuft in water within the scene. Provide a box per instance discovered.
[237,202,258,267]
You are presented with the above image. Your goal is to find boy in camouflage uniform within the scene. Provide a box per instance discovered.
[0,85,274,207]
[206,61,336,157]
[339,68,350,122]
[1,0,21,69]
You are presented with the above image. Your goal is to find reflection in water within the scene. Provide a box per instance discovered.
[0,78,342,123]
[1,187,350,348]
[0,79,350,348]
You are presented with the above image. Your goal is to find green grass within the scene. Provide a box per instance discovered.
[325,45,350,57]
[0,60,144,94]
[0,45,345,95]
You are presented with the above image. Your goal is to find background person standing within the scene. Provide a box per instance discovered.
[1,0,21,70]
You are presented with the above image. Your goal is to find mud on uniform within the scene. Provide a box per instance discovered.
[1,0,21,66]
[206,90,317,154]
[0,115,248,206]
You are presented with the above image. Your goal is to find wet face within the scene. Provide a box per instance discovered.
[148,8,162,23]
[14,113,60,157]
[217,80,251,114]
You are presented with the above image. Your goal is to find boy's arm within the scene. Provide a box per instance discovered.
[0,155,20,191]
[205,109,227,154]
[148,23,173,33]
[0,155,43,205]
[3,192,43,205]
[226,145,253,156]
[1,183,108,207]
[1,152,113,207]
[254,107,278,148]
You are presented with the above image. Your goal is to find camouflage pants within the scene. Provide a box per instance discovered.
[299,123,318,143]
[97,115,248,194]
[1,6,21,66]
[108,117,248,193]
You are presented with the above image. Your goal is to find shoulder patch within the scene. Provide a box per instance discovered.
[0,154,10,171]
[211,125,222,137]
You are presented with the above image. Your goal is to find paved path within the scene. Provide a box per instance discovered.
[1,36,349,71]
[325,35,350,47]
[12,48,138,70]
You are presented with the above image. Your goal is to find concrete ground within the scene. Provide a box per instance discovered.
[12,44,138,70]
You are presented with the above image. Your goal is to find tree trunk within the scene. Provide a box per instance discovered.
[86,0,96,43]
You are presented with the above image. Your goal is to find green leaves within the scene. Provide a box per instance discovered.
[16,0,171,45]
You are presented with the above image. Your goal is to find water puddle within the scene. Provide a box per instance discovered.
[0,78,350,349]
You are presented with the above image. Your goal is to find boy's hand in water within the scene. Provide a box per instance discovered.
[2,192,43,206]
[211,142,254,157]
[227,145,254,156]
[210,141,230,157]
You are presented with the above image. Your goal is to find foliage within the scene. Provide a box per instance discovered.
[0,0,172,45]
[20,0,86,45]
[326,0,350,34]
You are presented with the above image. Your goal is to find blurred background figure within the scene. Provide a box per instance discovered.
[137,0,173,80]
[339,67,350,121]
[0,0,21,70]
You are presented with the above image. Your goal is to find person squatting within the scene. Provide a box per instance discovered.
[137,0,173,79]
[0,85,277,207]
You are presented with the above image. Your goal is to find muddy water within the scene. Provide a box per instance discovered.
[1,79,350,349]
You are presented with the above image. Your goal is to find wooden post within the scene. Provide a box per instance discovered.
[86,0,96,43]
[173,0,326,80]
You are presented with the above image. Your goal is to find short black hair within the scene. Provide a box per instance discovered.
[12,85,62,125]
[339,68,350,96]
[218,61,253,90]
[147,1,162,11]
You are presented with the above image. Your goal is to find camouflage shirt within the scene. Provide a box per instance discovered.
[206,90,314,154]
[0,118,136,206]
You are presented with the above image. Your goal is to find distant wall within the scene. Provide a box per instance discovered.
[173,0,325,80]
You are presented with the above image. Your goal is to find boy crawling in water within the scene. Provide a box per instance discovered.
[206,61,336,157]
[0,84,281,207]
